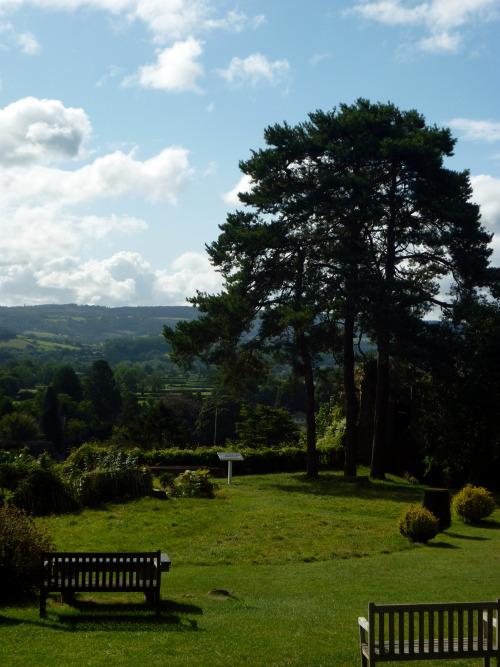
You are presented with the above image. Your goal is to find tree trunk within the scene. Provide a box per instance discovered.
[370,338,390,479]
[297,331,318,477]
[343,310,357,476]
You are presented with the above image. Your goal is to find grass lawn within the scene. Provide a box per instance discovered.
[1,470,499,666]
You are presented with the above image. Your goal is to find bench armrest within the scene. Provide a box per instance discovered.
[358,617,369,632]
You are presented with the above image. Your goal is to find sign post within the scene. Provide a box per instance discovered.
[217,452,244,484]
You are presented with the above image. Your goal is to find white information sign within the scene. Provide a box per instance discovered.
[217,452,244,484]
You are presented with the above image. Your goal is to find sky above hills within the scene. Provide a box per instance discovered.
[0,0,499,307]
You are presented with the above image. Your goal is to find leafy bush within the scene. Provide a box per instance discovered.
[170,469,218,498]
[158,472,176,490]
[73,468,152,505]
[11,453,76,515]
[398,505,439,543]
[452,484,496,523]
[0,502,55,598]
[65,445,152,506]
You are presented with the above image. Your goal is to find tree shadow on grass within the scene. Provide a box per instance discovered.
[426,541,459,549]
[445,532,489,541]
[269,472,424,503]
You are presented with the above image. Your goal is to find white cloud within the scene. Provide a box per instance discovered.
[218,53,290,87]
[0,1,264,45]
[123,37,204,92]
[221,174,253,207]
[0,97,91,165]
[0,146,192,208]
[15,30,40,54]
[0,97,196,306]
[155,252,222,303]
[471,173,500,266]
[347,0,500,53]
[448,118,500,142]
[5,250,223,306]
[471,174,500,231]
[0,21,40,54]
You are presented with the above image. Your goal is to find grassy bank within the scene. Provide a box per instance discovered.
[1,471,499,666]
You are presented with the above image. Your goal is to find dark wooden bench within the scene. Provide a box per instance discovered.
[359,600,500,666]
[40,550,170,618]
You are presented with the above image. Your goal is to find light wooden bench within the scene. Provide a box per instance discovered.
[40,551,170,618]
[359,600,500,666]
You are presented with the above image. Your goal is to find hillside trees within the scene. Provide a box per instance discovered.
[165,99,495,478]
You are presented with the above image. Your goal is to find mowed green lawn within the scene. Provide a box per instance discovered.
[1,471,499,666]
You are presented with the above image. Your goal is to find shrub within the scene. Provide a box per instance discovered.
[73,468,152,505]
[159,472,176,490]
[170,469,218,498]
[452,484,496,523]
[398,505,439,543]
[0,502,55,598]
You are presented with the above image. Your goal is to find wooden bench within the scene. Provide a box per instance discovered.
[359,600,500,666]
[40,550,170,618]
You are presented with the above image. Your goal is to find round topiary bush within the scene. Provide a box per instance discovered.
[398,505,440,543]
[452,484,495,523]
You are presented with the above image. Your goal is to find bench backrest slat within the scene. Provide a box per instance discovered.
[366,600,499,660]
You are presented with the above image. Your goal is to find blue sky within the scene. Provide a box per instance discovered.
[0,0,499,307]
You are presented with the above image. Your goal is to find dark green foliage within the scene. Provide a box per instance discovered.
[452,484,495,523]
[158,472,175,489]
[0,374,20,398]
[193,394,240,447]
[235,403,300,448]
[0,393,14,418]
[52,365,82,402]
[11,453,76,515]
[0,412,42,441]
[416,304,500,488]
[83,360,122,423]
[423,489,451,531]
[398,505,439,543]
[126,399,191,449]
[0,502,55,598]
[41,386,64,455]
[0,449,33,491]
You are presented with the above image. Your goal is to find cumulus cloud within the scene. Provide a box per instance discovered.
[155,252,223,303]
[0,96,197,306]
[347,0,500,53]
[0,250,223,306]
[218,53,290,87]
[471,174,500,231]
[0,97,91,165]
[221,174,253,207]
[123,37,204,92]
[447,118,500,142]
